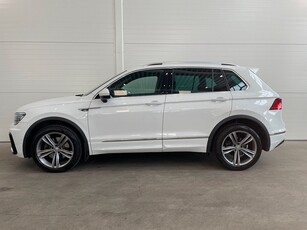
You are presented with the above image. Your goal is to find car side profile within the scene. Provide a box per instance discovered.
[9,62,286,172]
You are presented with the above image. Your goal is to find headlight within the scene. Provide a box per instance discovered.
[14,112,26,125]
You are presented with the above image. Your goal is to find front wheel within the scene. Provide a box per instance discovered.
[31,125,82,172]
[215,125,262,170]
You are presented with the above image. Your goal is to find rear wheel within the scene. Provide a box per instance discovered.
[215,125,262,170]
[31,125,82,172]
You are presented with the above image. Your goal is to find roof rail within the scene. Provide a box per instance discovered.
[147,62,163,66]
[221,63,237,66]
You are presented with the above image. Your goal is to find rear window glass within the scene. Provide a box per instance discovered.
[172,68,228,93]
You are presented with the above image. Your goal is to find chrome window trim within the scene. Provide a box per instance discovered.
[92,66,250,100]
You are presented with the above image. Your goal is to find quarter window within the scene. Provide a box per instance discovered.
[224,70,247,91]
[108,70,164,97]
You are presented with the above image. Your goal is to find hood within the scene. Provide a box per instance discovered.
[17,96,85,111]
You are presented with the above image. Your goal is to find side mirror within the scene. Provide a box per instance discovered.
[98,88,111,103]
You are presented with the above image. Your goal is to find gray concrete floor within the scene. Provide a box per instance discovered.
[0,141,307,230]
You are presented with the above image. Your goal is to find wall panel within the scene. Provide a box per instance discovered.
[124,0,307,139]
[0,0,116,141]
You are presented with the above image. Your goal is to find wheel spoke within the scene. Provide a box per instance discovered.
[240,149,253,159]
[241,147,256,156]
[237,150,241,165]
[229,132,238,145]
[55,152,60,168]
[51,152,60,168]
[37,149,54,158]
[233,150,240,166]
[51,153,56,168]
[57,135,69,148]
[59,149,73,159]
[42,134,56,148]
[222,146,236,155]
[239,134,253,146]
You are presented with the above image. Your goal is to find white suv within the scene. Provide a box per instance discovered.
[9,62,286,172]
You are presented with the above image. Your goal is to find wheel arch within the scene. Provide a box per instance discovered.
[207,115,270,153]
[23,117,90,161]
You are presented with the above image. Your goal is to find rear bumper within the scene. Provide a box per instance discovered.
[269,131,286,151]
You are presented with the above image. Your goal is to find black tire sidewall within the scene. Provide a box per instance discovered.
[31,125,82,172]
[215,125,262,171]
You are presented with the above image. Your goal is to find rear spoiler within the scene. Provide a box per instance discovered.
[249,67,259,74]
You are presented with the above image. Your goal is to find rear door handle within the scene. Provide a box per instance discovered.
[211,97,227,102]
[145,101,163,106]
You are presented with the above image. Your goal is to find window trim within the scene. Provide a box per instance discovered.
[213,69,229,92]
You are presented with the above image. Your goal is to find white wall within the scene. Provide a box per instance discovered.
[1,0,306,140]
[0,0,115,141]
[124,0,307,140]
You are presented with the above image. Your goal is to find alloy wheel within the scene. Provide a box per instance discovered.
[36,132,74,169]
[221,131,257,167]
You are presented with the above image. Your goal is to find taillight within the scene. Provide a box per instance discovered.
[270,98,282,110]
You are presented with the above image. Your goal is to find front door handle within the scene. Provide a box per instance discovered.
[211,97,227,102]
[145,101,163,106]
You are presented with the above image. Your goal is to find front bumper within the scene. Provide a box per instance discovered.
[9,123,27,158]
[9,133,18,155]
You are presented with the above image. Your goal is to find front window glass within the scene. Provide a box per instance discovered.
[108,70,164,97]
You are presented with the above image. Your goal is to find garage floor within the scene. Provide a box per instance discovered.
[0,141,306,230]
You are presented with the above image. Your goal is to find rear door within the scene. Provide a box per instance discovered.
[162,68,232,152]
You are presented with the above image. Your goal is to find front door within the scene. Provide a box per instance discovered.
[163,68,232,152]
[88,69,167,154]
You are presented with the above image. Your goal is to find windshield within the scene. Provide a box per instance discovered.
[83,70,127,96]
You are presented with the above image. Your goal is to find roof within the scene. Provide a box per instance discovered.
[125,61,245,74]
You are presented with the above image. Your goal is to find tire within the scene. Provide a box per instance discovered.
[215,124,262,170]
[30,125,82,172]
